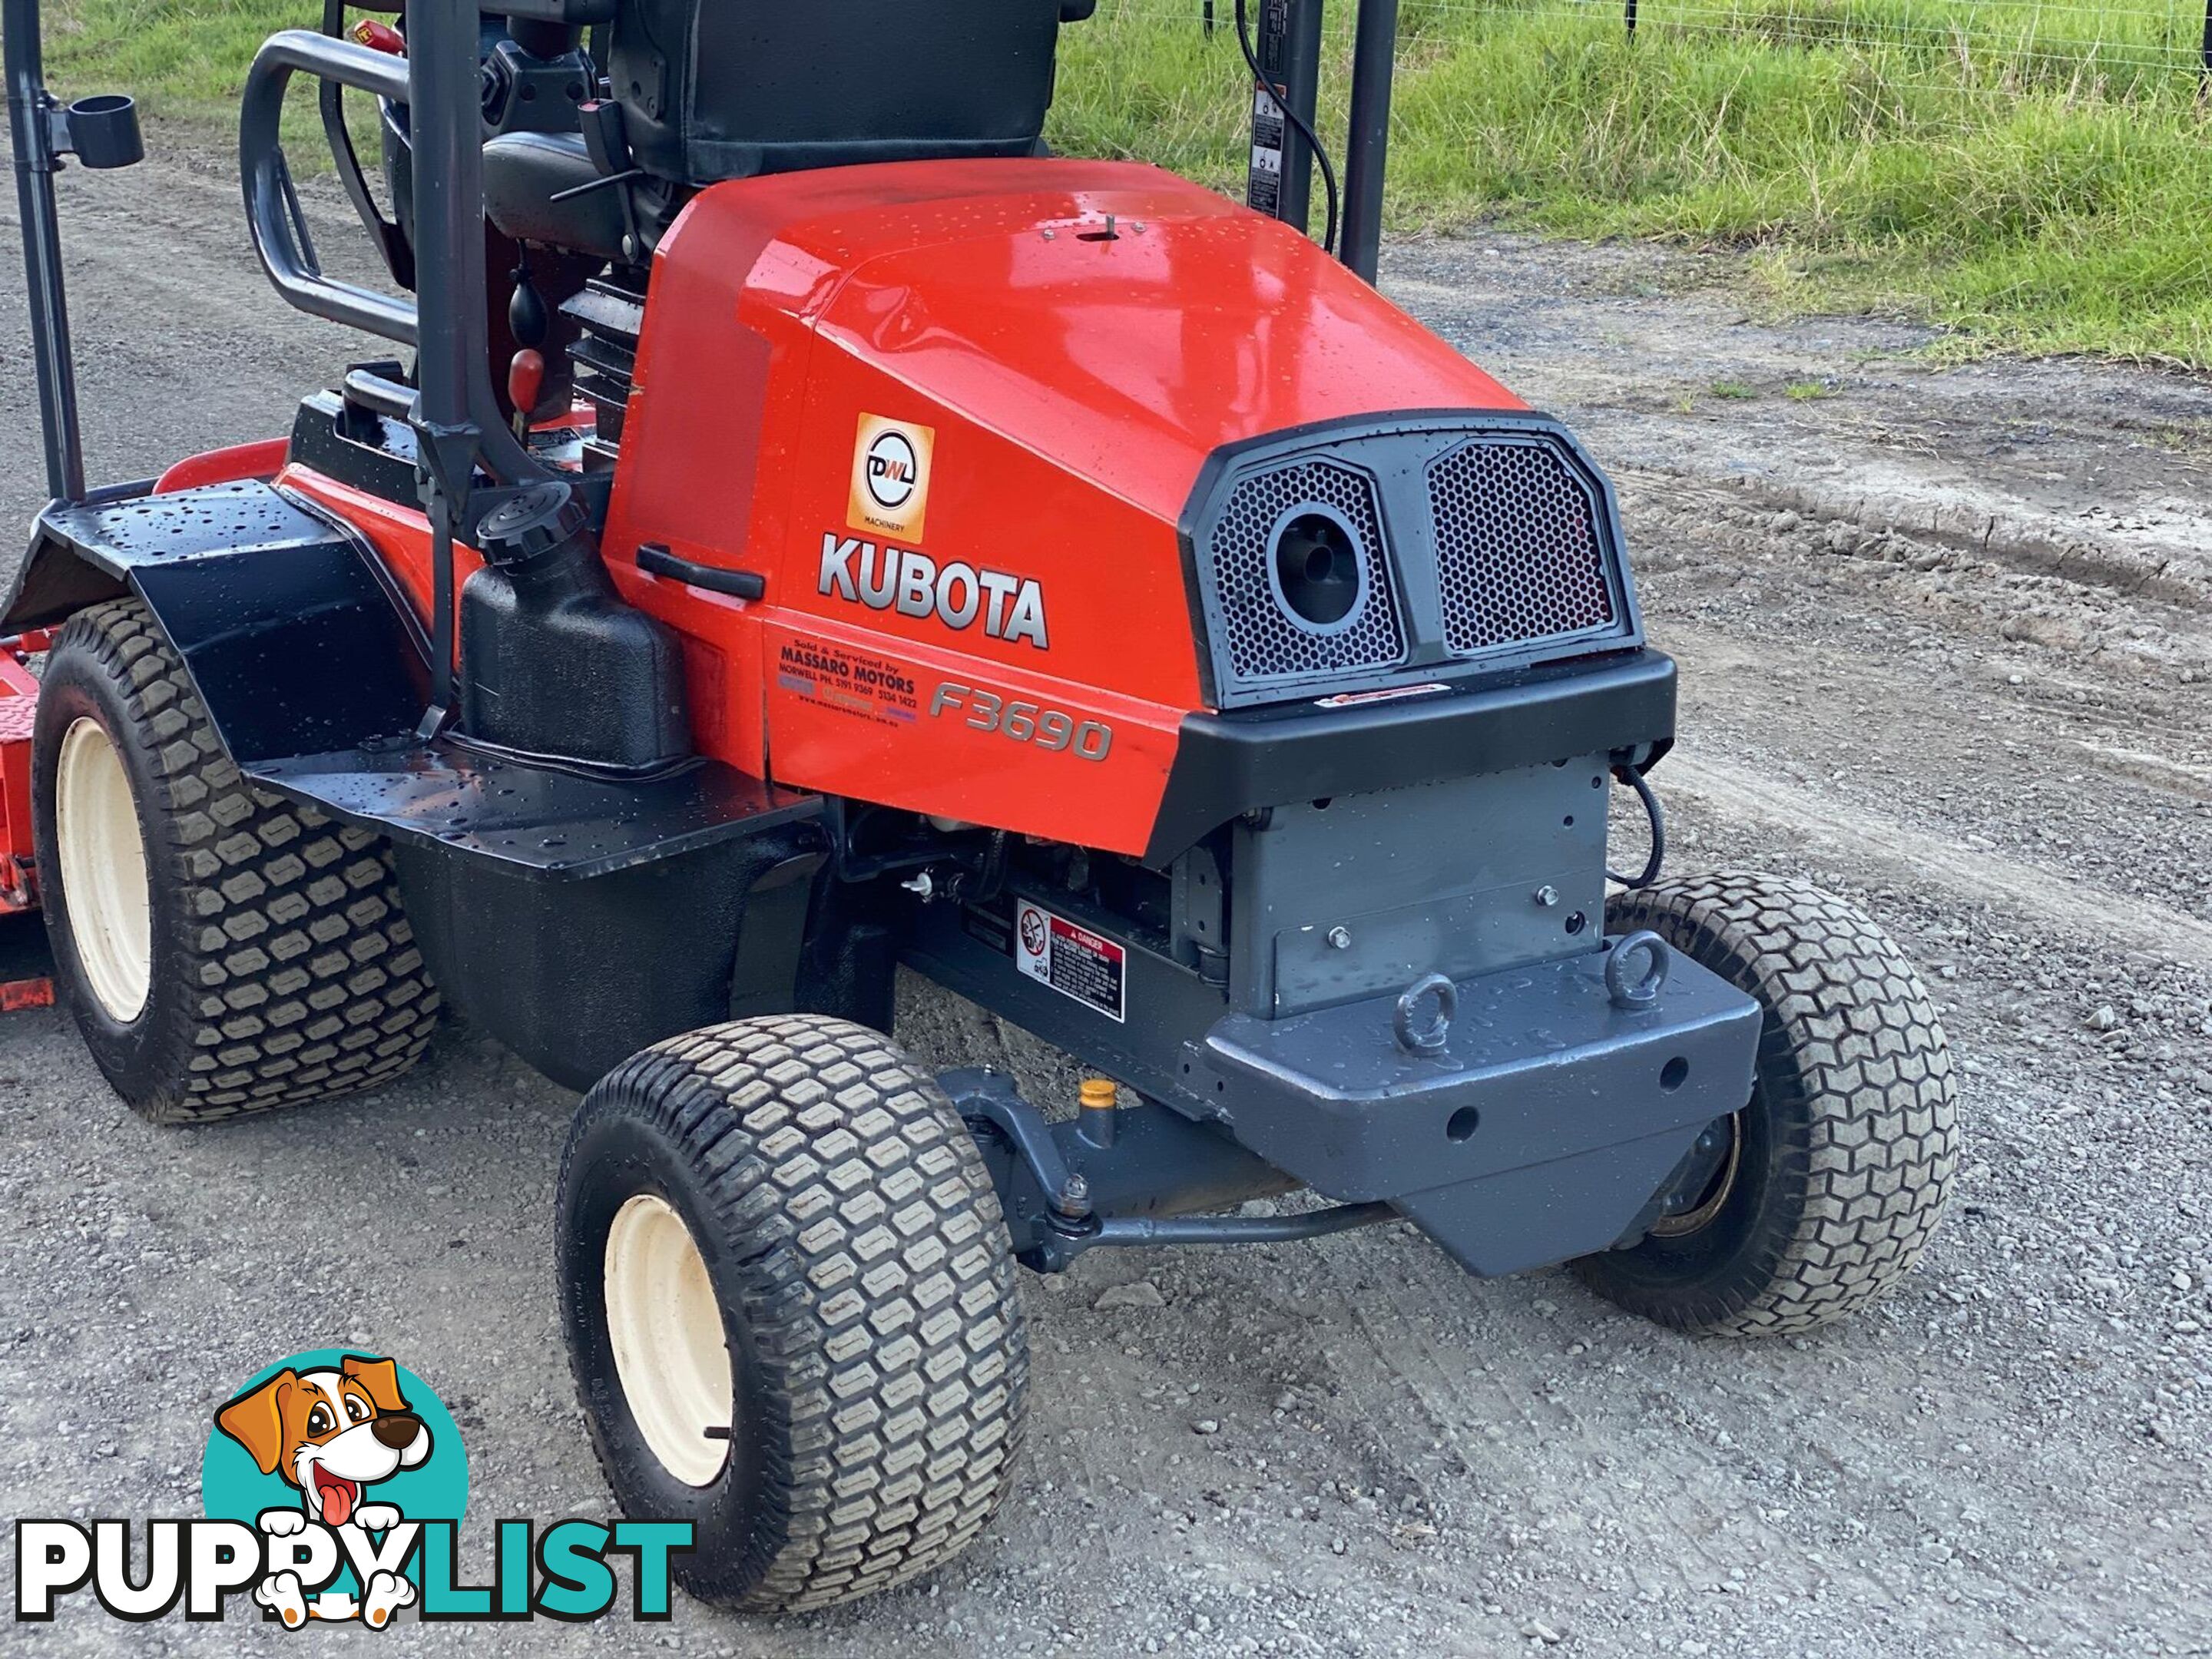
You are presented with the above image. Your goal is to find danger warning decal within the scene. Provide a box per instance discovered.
[1012,900,1126,1022]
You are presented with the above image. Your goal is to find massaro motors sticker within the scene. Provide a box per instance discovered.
[15,1349,691,1627]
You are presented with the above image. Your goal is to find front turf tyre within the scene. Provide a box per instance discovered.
[1571,872,1959,1336]
[31,598,440,1123]
[558,1016,1029,1613]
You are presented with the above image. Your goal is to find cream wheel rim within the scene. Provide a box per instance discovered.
[604,1193,733,1487]
[54,717,152,1023]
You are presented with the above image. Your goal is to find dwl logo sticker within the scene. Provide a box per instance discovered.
[15,1349,691,1626]
[849,412,935,541]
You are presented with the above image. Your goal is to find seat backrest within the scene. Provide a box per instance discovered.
[606,0,1081,186]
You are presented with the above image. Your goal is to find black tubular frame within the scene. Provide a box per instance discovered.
[1255,0,1399,282]
[9,0,1408,522]
[238,31,416,345]
[1336,0,1399,283]
[237,10,545,492]
[5,0,88,503]
[234,3,558,727]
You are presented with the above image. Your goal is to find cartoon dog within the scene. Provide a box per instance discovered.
[214,1355,432,1628]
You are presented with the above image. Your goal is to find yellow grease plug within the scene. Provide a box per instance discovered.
[1078,1077,1118,1149]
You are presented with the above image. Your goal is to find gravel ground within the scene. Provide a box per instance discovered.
[1,154,2207,1657]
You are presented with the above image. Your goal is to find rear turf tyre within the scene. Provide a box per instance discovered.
[31,598,440,1123]
[1571,872,1958,1336]
[558,1015,1028,1613]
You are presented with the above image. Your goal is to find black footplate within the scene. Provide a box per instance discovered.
[251,743,820,881]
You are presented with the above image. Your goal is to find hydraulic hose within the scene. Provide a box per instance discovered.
[1233,0,1339,255]
[1607,764,1667,891]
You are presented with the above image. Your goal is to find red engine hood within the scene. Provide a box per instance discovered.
[656,157,1523,522]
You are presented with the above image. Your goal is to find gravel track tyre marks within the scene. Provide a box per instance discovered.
[1575,873,1958,1336]
[1665,756,2212,972]
[559,1015,1029,1613]
[1304,1233,1904,1608]
[33,598,440,1122]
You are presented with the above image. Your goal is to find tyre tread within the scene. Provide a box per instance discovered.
[1581,871,1958,1336]
[565,1015,1028,1613]
[48,599,439,1122]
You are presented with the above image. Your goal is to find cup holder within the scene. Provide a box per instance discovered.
[62,94,144,171]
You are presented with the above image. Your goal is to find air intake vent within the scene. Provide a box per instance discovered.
[1206,461,1404,686]
[1426,438,1616,658]
[1186,415,1637,710]
[561,275,646,470]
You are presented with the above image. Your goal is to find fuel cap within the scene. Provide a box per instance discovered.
[475,482,587,564]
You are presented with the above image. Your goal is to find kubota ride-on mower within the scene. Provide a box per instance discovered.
[6,0,1958,1612]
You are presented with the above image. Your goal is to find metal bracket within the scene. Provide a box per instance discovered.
[940,1065,1393,1273]
[944,1067,1081,1216]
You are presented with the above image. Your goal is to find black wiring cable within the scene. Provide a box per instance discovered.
[1233,0,1340,256]
[1607,764,1667,891]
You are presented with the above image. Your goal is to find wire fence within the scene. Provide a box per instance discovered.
[1128,0,2212,101]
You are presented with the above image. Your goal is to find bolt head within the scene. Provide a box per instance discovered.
[1534,885,1561,908]
[1054,1173,1091,1217]
[1326,926,1353,951]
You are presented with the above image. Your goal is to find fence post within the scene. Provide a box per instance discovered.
[1626,0,1639,39]
[1338,0,1399,283]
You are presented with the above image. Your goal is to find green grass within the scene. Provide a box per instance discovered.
[1055,0,2212,364]
[39,0,363,152]
[41,2,320,127]
[30,0,2212,364]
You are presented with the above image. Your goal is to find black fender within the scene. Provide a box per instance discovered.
[5,478,431,761]
[7,478,825,1086]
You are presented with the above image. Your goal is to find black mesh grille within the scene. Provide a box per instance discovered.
[1426,439,1616,657]
[1208,462,1404,684]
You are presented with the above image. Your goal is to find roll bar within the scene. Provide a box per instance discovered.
[1246,0,1399,282]
[1336,0,1400,283]
[238,31,415,344]
[238,8,545,493]
[5,0,142,502]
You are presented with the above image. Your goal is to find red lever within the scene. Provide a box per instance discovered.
[349,18,406,55]
[507,349,546,422]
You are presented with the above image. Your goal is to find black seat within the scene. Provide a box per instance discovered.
[485,132,628,264]
[482,0,1090,262]
[604,0,1086,186]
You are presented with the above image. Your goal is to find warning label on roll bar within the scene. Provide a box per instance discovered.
[1012,900,1126,1023]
